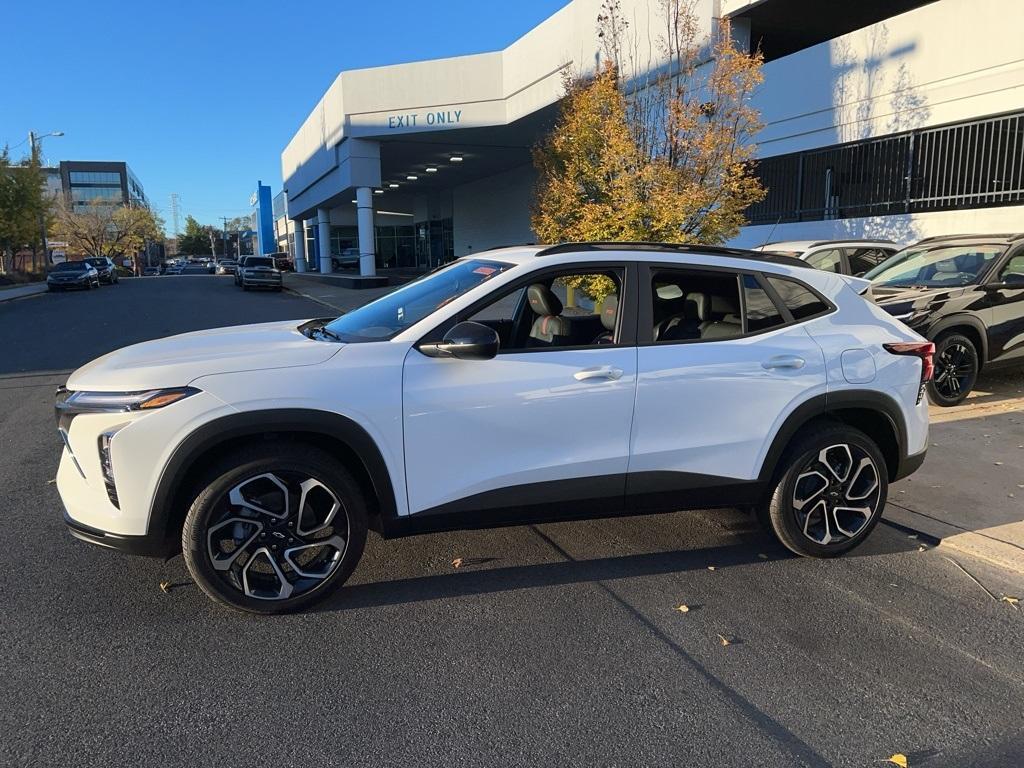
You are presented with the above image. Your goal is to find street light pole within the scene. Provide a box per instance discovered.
[27,130,64,267]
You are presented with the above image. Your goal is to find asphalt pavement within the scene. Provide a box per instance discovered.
[1,276,1022,768]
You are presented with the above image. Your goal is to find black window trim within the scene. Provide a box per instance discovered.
[637,261,836,346]
[415,261,640,355]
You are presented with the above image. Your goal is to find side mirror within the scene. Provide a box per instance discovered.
[419,321,500,360]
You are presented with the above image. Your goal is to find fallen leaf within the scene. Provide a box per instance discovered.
[918,545,926,552]
[907,534,918,540]
[158,580,172,594]
[757,553,768,560]
[707,566,716,571]
[1001,595,1020,608]
[716,633,731,646]
[887,754,908,768]
[451,558,463,569]
[676,604,690,613]
[994,461,1004,466]
[46,478,56,485]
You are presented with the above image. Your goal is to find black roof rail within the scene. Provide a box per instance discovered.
[914,233,1024,244]
[807,238,896,247]
[534,241,811,268]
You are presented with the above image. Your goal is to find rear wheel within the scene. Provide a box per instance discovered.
[928,332,978,407]
[181,443,368,614]
[761,423,887,557]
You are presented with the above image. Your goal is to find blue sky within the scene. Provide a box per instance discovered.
[4,0,570,231]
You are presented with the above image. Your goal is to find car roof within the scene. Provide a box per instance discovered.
[472,242,809,269]
[754,239,897,253]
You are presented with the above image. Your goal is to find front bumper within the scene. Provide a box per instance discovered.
[242,274,282,287]
[63,510,169,556]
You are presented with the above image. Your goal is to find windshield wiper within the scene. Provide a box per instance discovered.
[317,326,343,342]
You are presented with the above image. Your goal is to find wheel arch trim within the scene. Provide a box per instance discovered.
[147,408,400,545]
[757,390,908,484]
[925,314,988,364]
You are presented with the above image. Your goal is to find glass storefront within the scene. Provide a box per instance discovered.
[414,218,454,271]
[302,220,450,272]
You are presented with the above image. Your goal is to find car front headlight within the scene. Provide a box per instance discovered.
[55,386,200,432]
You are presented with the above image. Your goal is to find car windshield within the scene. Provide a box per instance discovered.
[53,261,86,272]
[247,258,274,268]
[322,258,513,342]
[866,244,1003,287]
[85,258,105,267]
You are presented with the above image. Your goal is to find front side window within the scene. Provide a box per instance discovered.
[464,268,623,351]
[651,269,742,342]
[324,258,513,342]
[865,245,1003,287]
[846,247,893,276]
[997,251,1024,284]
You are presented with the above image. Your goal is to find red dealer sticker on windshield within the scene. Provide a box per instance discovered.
[473,266,498,276]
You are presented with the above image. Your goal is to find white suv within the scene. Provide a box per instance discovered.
[754,239,899,277]
[55,243,931,613]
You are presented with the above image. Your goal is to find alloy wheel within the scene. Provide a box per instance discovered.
[206,471,349,601]
[932,342,974,400]
[791,443,881,546]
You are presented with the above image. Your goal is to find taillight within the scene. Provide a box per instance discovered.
[884,341,935,403]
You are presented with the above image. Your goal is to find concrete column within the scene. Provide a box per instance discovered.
[292,219,307,273]
[316,207,332,274]
[356,186,376,277]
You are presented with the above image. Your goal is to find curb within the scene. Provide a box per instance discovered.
[0,284,48,303]
[884,502,1024,574]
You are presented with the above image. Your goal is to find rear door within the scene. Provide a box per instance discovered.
[983,246,1024,364]
[628,264,828,509]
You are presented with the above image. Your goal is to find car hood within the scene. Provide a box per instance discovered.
[66,320,343,391]
[872,284,969,314]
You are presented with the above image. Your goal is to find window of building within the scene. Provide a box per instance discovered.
[69,171,121,184]
[766,277,830,320]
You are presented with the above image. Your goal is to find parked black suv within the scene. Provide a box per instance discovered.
[868,233,1024,406]
[85,257,119,284]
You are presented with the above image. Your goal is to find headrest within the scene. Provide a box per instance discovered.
[656,284,684,300]
[600,294,618,331]
[527,283,562,316]
[709,294,738,315]
[934,259,958,272]
[684,292,708,320]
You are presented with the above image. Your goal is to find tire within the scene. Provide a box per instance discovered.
[182,442,368,614]
[761,423,888,558]
[927,332,978,407]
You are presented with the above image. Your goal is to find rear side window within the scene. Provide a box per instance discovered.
[766,277,829,320]
[807,249,843,272]
[742,275,785,332]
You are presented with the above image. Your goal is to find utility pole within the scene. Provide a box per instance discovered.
[27,130,64,268]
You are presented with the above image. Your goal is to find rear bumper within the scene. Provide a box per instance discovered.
[893,448,927,482]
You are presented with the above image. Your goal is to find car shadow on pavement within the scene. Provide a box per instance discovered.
[314,516,922,615]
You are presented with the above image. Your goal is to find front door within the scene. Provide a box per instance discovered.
[983,248,1024,364]
[402,264,637,518]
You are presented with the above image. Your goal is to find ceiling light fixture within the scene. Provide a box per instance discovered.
[449,156,463,162]
[388,183,399,188]
[374,189,384,194]
[406,174,418,181]
[425,167,438,173]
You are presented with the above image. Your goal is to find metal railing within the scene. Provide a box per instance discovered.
[747,110,1024,225]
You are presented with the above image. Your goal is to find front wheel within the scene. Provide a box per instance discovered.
[761,424,888,558]
[927,333,978,407]
[181,443,368,614]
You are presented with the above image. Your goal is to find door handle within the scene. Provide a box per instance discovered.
[574,365,624,381]
[762,355,805,370]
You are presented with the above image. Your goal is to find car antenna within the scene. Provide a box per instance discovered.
[760,215,783,249]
